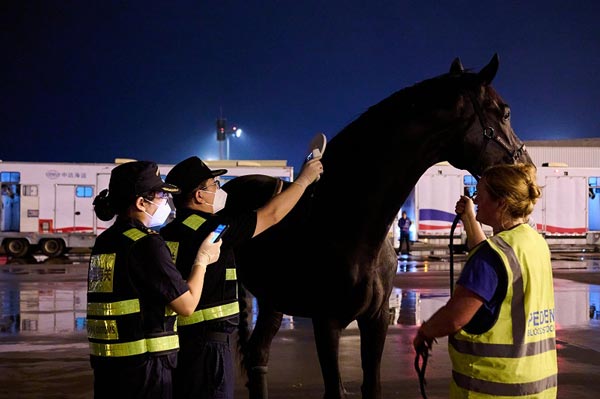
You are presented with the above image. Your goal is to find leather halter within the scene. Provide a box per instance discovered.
[467,90,527,166]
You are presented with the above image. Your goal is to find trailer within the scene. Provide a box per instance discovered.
[391,162,600,248]
[0,159,294,257]
[532,164,600,245]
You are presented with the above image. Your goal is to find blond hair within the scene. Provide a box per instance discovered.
[481,163,541,221]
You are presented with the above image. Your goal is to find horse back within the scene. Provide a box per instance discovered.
[221,174,283,213]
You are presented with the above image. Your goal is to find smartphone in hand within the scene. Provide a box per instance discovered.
[211,224,229,243]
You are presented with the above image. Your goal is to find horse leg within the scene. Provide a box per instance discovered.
[244,302,283,399]
[312,317,347,399]
[356,310,390,399]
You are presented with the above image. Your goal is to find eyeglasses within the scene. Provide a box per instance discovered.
[200,180,221,191]
[155,191,172,199]
[144,197,167,207]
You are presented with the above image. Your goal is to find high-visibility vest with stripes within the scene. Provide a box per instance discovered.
[87,225,179,361]
[449,224,557,398]
[161,213,239,328]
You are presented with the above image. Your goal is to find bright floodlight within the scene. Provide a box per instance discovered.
[235,128,242,138]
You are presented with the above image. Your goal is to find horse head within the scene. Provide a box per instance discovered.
[444,54,533,178]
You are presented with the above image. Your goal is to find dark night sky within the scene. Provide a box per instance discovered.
[2,1,599,171]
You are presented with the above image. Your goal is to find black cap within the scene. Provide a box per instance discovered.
[109,161,180,200]
[166,156,227,196]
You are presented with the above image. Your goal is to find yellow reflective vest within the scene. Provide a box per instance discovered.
[87,224,179,364]
[449,224,557,398]
[161,213,240,329]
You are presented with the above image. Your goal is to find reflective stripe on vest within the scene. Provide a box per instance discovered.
[449,225,557,398]
[183,214,207,231]
[165,240,179,263]
[87,319,119,340]
[87,298,140,316]
[165,306,177,317]
[177,301,240,326]
[164,214,205,263]
[123,228,147,241]
[452,371,557,397]
[225,268,236,280]
[89,335,179,357]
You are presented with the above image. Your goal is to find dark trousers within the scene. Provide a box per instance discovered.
[94,356,174,399]
[173,332,233,399]
[400,232,410,253]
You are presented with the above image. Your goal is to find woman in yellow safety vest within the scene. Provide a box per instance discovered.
[87,161,222,399]
[413,163,557,398]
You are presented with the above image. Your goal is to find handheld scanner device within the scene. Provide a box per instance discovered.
[305,133,327,163]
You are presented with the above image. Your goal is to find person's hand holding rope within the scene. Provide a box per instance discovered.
[413,327,437,399]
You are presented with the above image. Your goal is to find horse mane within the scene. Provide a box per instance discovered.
[362,68,484,120]
[323,66,503,182]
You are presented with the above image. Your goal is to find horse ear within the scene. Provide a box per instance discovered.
[449,57,464,75]
[478,54,499,85]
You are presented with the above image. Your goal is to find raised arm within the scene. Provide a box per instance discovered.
[455,195,486,249]
[253,158,323,237]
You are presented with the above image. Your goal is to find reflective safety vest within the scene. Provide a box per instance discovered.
[163,213,239,328]
[87,226,179,360]
[449,224,557,398]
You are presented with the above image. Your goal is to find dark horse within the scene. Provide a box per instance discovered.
[222,55,532,399]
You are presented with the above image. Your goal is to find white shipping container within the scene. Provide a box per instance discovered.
[1,159,294,257]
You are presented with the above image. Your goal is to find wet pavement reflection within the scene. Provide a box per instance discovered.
[3,255,600,336]
[2,252,600,335]
[1,252,600,398]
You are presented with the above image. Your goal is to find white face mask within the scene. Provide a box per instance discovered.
[201,188,228,214]
[143,199,171,227]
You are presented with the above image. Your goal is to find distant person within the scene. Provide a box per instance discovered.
[0,184,9,231]
[1,184,16,232]
[398,211,411,254]
[86,161,222,399]
[1,184,11,197]
[160,153,323,399]
[413,163,557,398]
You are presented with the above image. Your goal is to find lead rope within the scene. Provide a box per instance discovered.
[449,213,461,295]
[414,213,461,399]
[414,345,430,399]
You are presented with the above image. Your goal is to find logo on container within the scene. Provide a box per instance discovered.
[46,170,60,179]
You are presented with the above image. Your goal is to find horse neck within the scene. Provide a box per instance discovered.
[315,112,458,256]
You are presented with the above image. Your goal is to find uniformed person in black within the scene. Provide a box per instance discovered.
[161,155,323,399]
[87,161,222,399]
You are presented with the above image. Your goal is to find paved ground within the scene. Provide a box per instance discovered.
[1,257,600,398]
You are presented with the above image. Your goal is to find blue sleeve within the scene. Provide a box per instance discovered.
[457,243,501,302]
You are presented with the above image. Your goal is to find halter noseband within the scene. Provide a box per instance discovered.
[467,91,526,163]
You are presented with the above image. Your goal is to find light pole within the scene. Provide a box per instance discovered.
[226,127,242,160]
[216,117,242,160]
[216,118,227,160]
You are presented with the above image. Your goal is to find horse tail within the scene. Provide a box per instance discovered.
[236,281,252,376]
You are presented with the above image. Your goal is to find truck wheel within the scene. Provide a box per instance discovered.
[4,239,30,258]
[40,239,65,257]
